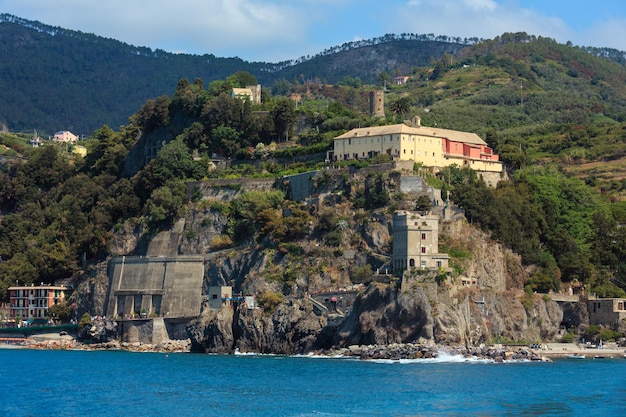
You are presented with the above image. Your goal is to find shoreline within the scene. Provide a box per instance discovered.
[4,333,626,360]
[534,343,625,359]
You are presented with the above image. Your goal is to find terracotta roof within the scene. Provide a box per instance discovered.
[334,123,486,145]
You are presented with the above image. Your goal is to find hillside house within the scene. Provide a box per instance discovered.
[331,117,502,173]
[231,84,262,104]
[394,76,409,85]
[392,210,449,272]
[53,130,78,143]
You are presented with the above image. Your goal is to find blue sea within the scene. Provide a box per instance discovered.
[1,349,625,416]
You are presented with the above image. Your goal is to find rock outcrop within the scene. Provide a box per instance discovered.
[334,283,433,346]
[187,298,327,354]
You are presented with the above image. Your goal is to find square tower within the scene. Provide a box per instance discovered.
[392,210,449,272]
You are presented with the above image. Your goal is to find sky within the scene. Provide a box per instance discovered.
[1,0,625,62]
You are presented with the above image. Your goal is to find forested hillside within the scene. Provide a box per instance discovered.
[0,14,464,135]
[2,28,626,308]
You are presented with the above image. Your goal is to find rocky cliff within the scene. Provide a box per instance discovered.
[186,298,328,354]
[76,168,572,353]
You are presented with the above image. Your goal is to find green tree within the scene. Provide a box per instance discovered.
[389,97,412,119]
[226,71,257,88]
[377,71,391,87]
[143,181,186,224]
[271,78,292,96]
[271,98,296,142]
[48,301,72,322]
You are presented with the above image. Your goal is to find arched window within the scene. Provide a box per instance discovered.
[409,259,415,267]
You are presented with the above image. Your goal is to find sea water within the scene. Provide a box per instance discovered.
[1,349,625,416]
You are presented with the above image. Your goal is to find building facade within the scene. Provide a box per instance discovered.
[587,298,626,327]
[332,117,502,173]
[392,210,449,272]
[8,284,71,320]
[53,131,78,143]
[231,84,262,104]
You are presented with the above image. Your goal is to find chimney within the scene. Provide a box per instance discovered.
[413,116,421,127]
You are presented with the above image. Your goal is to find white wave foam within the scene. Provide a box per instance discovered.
[369,352,494,364]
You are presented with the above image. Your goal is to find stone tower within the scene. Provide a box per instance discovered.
[369,90,385,118]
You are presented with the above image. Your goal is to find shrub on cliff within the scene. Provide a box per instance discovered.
[257,291,285,315]
[78,312,91,331]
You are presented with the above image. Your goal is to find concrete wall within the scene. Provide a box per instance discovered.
[106,256,204,319]
[399,176,443,205]
[280,170,319,202]
[187,178,277,201]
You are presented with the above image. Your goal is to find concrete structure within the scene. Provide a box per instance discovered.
[207,286,232,310]
[53,131,78,143]
[331,117,502,173]
[280,170,318,202]
[310,291,358,315]
[231,84,262,104]
[392,210,449,272]
[207,286,256,310]
[106,256,204,319]
[587,298,626,327]
[8,284,71,321]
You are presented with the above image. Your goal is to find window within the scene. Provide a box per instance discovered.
[409,259,415,267]
[436,261,442,268]
[421,247,426,254]
[422,233,426,240]
[212,294,218,300]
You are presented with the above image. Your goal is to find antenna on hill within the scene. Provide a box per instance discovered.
[520,81,523,107]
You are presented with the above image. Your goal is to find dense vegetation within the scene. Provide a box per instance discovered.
[2,30,626,303]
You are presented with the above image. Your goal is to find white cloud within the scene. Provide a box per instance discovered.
[394,0,570,43]
[1,0,625,63]
[576,18,626,50]
[1,0,314,60]
[462,0,497,11]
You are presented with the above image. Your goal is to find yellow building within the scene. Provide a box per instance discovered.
[331,118,502,173]
[72,144,87,157]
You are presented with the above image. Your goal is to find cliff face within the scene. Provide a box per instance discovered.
[334,283,433,346]
[187,299,327,354]
[85,169,569,353]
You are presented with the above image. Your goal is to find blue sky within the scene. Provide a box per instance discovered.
[1,0,625,62]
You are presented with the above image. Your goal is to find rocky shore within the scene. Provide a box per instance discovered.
[10,333,625,361]
[320,343,552,362]
[15,333,191,353]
